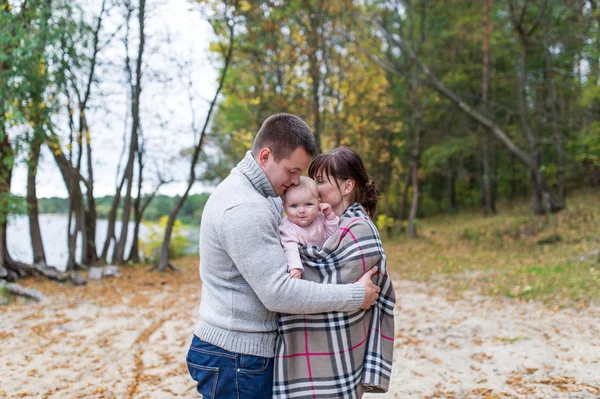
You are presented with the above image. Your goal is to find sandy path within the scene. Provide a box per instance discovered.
[365,281,600,399]
[1,278,599,398]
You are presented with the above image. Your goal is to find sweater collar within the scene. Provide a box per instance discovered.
[236,150,278,198]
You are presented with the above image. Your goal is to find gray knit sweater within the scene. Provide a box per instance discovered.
[193,151,365,358]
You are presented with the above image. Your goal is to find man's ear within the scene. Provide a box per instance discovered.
[258,148,272,167]
[343,179,356,195]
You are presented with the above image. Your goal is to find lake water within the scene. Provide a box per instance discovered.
[5,214,199,272]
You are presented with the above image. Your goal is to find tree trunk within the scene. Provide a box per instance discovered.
[307,0,323,153]
[482,0,496,216]
[128,185,160,263]
[407,153,419,239]
[27,136,47,264]
[128,202,142,264]
[67,180,82,271]
[157,16,235,272]
[510,153,518,199]
[99,173,126,263]
[46,134,86,270]
[112,121,136,265]
[544,48,566,201]
[383,137,394,217]
[482,135,496,215]
[0,123,14,275]
[447,160,456,214]
[398,166,411,221]
[81,112,98,265]
[66,0,106,267]
[407,69,421,238]
[113,0,145,265]
[407,0,423,239]
[517,46,547,215]
[128,135,145,264]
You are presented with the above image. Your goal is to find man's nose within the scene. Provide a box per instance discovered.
[290,175,300,185]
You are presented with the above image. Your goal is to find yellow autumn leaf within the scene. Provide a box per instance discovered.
[239,1,251,12]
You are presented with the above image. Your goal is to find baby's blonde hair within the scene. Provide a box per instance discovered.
[282,176,319,202]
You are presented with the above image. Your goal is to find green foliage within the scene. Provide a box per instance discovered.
[0,194,27,224]
[0,280,8,306]
[375,214,395,236]
[570,123,600,168]
[139,217,190,264]
[1,0,88,229]
[200,0,600,227]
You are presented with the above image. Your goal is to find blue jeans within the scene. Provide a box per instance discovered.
[186,335,274,398]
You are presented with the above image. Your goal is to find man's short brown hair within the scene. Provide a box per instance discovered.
[251,113,317,160]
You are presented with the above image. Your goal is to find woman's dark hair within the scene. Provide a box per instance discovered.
[308,147,380,218]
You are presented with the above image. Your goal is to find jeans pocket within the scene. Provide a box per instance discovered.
[187,360,219,399]
[236,356,274,399]
[187,344,220,399]
[238,354,269,374]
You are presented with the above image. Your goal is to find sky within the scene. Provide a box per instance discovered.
[10,0,220,198]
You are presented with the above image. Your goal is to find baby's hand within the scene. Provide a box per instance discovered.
[320,202,336,220]
[289,269,302,279]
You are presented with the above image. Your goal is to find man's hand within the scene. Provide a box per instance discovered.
[289,268,302,279]
[320,202,336,221]
[358,266,381,310]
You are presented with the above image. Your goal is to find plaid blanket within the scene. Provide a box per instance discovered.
[274,203,396,398]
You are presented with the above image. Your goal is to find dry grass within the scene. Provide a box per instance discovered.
[384,188,600,307]
[10,256,201,307]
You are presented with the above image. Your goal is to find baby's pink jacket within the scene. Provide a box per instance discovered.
[279,212,340,272]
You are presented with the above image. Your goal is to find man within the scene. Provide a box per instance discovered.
[187,113,381,398]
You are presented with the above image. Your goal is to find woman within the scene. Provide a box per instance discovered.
[273,147,396,398]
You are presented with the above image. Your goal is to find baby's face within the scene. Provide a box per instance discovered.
[284,186,320,228]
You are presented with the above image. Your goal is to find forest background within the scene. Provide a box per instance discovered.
[1,0,599,304]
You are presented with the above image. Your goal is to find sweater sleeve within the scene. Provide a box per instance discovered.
[279,222,304,272]
[218,201,365,314]
[323,214,340,240]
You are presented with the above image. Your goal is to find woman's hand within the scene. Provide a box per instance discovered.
[357,266,381,309]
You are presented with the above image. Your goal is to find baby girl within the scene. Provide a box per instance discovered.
[280,176,339,279]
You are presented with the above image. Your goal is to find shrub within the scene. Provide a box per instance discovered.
[139,216,190,264]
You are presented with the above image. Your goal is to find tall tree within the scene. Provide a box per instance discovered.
[1,0,86,283]
[481,0,496,216]
[113,0,146,265]
[157,0,237,272]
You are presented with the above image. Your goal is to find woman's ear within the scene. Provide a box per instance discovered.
[258,148,272,167]
[343,179,356,195]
